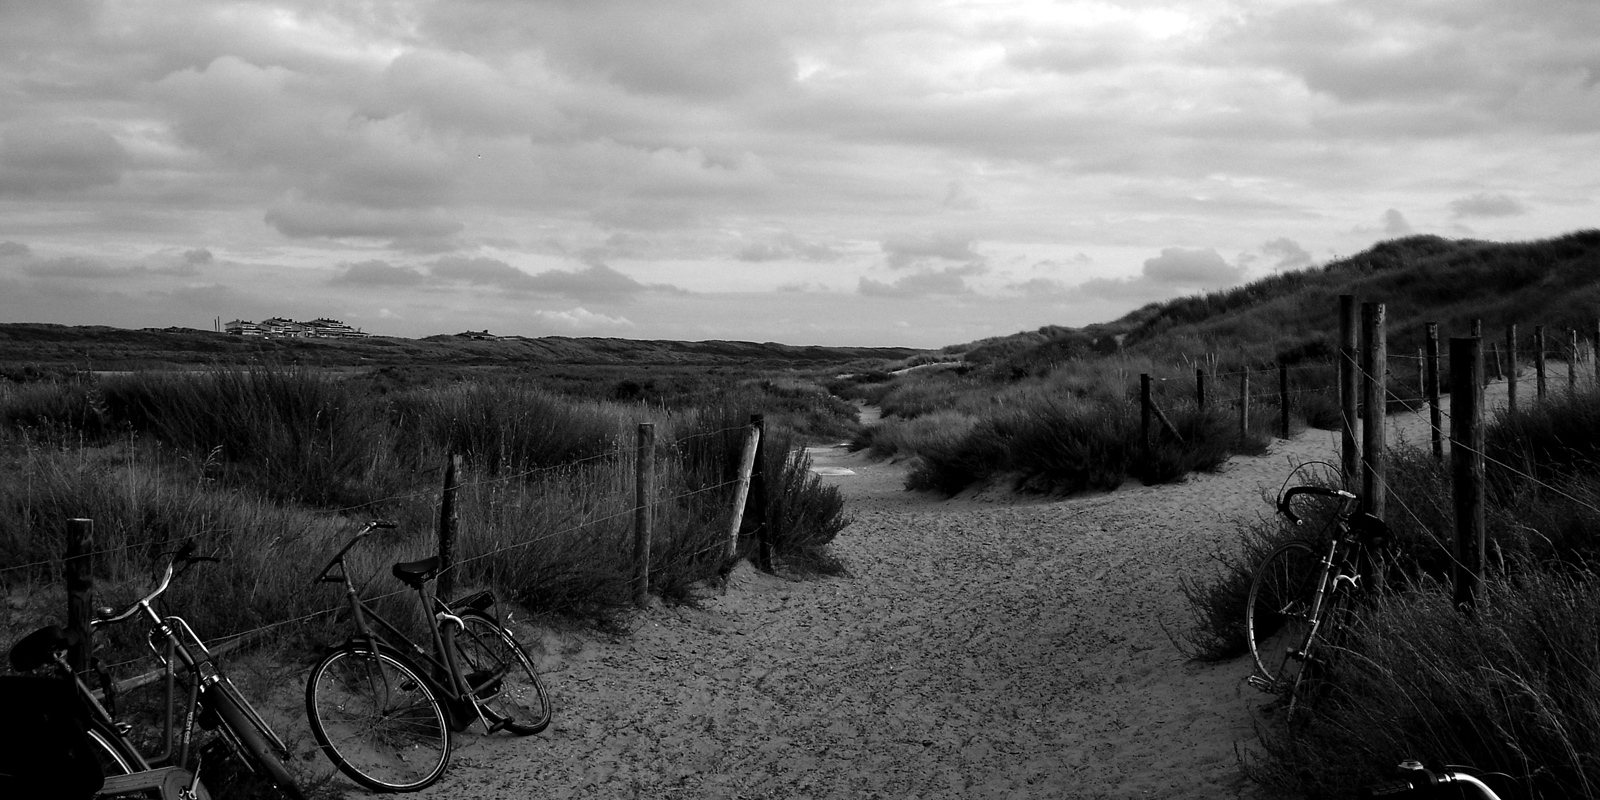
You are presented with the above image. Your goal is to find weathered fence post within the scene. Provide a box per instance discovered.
[1238,368,1250,439]
[1535,325,1547,400]
[748,414,773,574]
[436,453,461,603]
[1450,337,1485,611]
[1426,323,1443,461]
[1195,369,1205,412]
[1361,302,1387,519]
[633,422,655,607]
[1570,328,1580,393]
[1279,362,1290,439]
[725,420,762,564]
[65,518,95,675]
[1339,295,1360,490]
[1594,319,1600,387]
[1141,373,1153,463]
[1491,342,1502,380]
[1506,324,1519,413]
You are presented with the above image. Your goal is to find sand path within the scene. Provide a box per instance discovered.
[397,368,1539,800]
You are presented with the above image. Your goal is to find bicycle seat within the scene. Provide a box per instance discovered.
[392,556,441,589]
[1350,512,1390,546]
[8,625,79,672]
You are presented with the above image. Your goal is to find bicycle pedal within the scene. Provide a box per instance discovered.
[1246,674,1283,694]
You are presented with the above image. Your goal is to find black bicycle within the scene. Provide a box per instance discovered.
[1245,485,1391,719]
[305,520,551,793]
[1360,760,1516,799]
[7,542,303,799]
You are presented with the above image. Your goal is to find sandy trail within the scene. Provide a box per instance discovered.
[388,369,1536,800]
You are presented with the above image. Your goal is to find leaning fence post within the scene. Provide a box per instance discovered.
[725,420,762,564]
[633,423,655,607]
[65,518,94,675]
[1426,323,1443,461]
[1339,295,1360,490]
[1361,301,1387,520]
[1450,337,1485,611]
[1195,368,1206,411]
[436,453,461,604]
[747,414,772,574]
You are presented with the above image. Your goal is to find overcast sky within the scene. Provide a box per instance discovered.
[1,0,1596,348]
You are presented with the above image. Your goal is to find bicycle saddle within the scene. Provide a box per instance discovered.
[8,625,79,672]
[392,556,441,589]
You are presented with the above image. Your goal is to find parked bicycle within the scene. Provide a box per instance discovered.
[7,542,304,799]
[1244,484,1392,719]
[305,520,551,793]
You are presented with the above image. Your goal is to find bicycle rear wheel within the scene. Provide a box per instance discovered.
[305,646,451,792]
[1246,541,1320,691]
[204,682,305,800]
[87,723,140,776]
[453,613,551,735]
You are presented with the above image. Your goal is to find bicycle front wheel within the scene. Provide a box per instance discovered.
[305,646,451,793]
[1246,540,1320,691]
[204,682,306,800]
[454,613,551,735]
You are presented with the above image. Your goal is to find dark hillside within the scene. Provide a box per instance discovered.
[959,230,1600,374]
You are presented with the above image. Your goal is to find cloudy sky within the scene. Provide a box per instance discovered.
[1,0,1596,348]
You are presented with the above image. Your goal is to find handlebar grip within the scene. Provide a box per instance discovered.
[373,520,397,529]
[1358,778,1422,798]
[1277,485,1354,526]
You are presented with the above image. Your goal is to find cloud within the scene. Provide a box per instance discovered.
[735,232,838,262]
[23,256,133,279]
[881,233,982,269]
[264,201,464,241]
[1382,209,1413,236]
[0,241,31,259]
[531,307,635,330]
[0,120,130,195]
[1261,238,1313,271]
[183,248,214,266]
[430,256,682,302]
[330,260,426,287]
[1141,247,1245,287]
[858,265,979,298]
[1450,193,1526,218]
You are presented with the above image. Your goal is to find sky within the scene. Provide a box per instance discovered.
[1,0,1597,349]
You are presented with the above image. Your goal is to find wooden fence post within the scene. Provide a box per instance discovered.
[1279,362,1290,439]
[1339,295,1360,490]
[633,423,655,607]
[1594,319,1600,387]
[1426,323,1442,461]
[1506,324,1519,413]
[1141,374,1153,463]
[1570,328,1579,393]
[436,453,461,603]
[1196,369,1206,412]
[1450,337,1485,611]
[1238,368,1250,439]
[65,518,94,675]
[1535,325,1547,400]
[1491,342,1502,380]
[748,414,772,574]
[1361,302,1387,519]
[725,421,762,564]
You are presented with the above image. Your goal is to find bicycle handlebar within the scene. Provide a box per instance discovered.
[94,542,219,625]
[313,520,399,584]
[1277,485,1357,526]
[1360,762,1506,800]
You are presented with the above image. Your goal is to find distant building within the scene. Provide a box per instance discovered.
[224,317,368,338]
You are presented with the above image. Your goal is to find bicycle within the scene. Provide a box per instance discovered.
[7,542,304,799]
[1360,760,1515,799]
[305,520,551,793]
[1244,484,1392,719]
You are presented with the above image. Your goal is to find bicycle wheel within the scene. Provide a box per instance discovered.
[87,723,139,776]
[1246,541,1321,691]
[1285,584,1354,722]
[305,646,451,792]
[453,613,551,735]
[204,682,306,800]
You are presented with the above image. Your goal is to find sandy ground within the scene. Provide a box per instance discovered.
[364,369,1537,800]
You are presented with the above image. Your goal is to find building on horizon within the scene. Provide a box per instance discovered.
[224,317,368,338]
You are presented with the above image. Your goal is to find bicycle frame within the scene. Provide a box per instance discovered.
[313,524,501,733]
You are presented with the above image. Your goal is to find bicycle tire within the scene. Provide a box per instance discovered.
[453,612,551,735]
[87,723,139,776]
[204,682,306,800]
[305,646,451,793]
[1246,540,1320,691]
[1285,585,1354,723]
